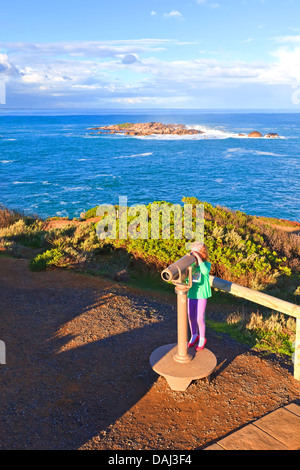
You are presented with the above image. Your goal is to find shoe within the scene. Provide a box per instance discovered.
[196,338,207,351]
[188,335,199,348]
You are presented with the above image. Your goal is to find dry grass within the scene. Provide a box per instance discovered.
[0,205,23,229]
[225,308,296,356]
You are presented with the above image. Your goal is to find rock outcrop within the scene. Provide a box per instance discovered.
[90,122,204,137]
[248,131,279,138]
[248,131,263,138]
[265,133,279,138]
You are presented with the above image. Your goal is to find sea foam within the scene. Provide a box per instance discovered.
[114,152,153,159]
[225,148,287,157]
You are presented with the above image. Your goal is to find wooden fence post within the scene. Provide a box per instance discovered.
[294,318,300,382]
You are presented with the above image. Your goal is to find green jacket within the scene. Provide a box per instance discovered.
[187,261,212,300]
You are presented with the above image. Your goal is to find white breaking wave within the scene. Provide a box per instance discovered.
[62,186,92,192]
[254,150,287,156]
[225,148,287,157]
[114,152,153,159]
[82,134,102,139]
[128,125,245,140]
[13,181,36,184]
[192,125,245,139]
[56,210,69,217]
[130,125,285,140]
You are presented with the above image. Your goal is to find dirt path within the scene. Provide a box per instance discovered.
[42,216,102,230]
[0,256,299,450]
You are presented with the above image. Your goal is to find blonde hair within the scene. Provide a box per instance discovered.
[190,242,210,261]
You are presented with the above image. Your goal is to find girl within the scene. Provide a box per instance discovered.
[187,242,212,351]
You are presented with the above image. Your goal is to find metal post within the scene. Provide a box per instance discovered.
[173,284,192,364]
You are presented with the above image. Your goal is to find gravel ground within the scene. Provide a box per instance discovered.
[0,256,299,450]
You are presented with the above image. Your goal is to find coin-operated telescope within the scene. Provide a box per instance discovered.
[161,253,197,284]
[160,254,196,367]
[150,253,217,392]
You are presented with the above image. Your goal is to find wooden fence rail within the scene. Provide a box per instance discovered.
[209,275,300,381]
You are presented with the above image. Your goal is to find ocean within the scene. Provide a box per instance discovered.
[0,109,299,221]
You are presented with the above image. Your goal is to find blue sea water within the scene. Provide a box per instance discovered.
[0,109,299,221]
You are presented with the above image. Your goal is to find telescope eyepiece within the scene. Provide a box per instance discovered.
[162,271,171,281]
[161,253,197,284]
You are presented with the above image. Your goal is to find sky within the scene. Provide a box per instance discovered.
[1,0,300,109]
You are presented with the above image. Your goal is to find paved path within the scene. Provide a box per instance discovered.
[205,403,300,450]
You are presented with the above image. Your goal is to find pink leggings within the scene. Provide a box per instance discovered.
[187,298,207,338]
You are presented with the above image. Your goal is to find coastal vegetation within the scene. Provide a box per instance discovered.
[0,199,299,358]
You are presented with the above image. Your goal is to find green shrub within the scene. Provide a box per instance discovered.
[29,249,64,271]
[83,206,99,219]
[79,197,297,294]
[117,122,133,128]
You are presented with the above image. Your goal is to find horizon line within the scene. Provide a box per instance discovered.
[1,107,300,114]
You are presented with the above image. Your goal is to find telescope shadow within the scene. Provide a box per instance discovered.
[0,258,178,449]
[0,258,256,450]
[42,321,175,449]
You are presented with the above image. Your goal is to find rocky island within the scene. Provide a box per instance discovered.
[89,122,280,138]
[90,122,204,136]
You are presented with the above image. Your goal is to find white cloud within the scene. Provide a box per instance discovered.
[268,47,300,85]
[196,0,220,6]
[0,39,175,59]
[271,35,300,44]
[163,10,183,19]
[113,97,147,104]
[2,39,300,108]
[0,53,19,77]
